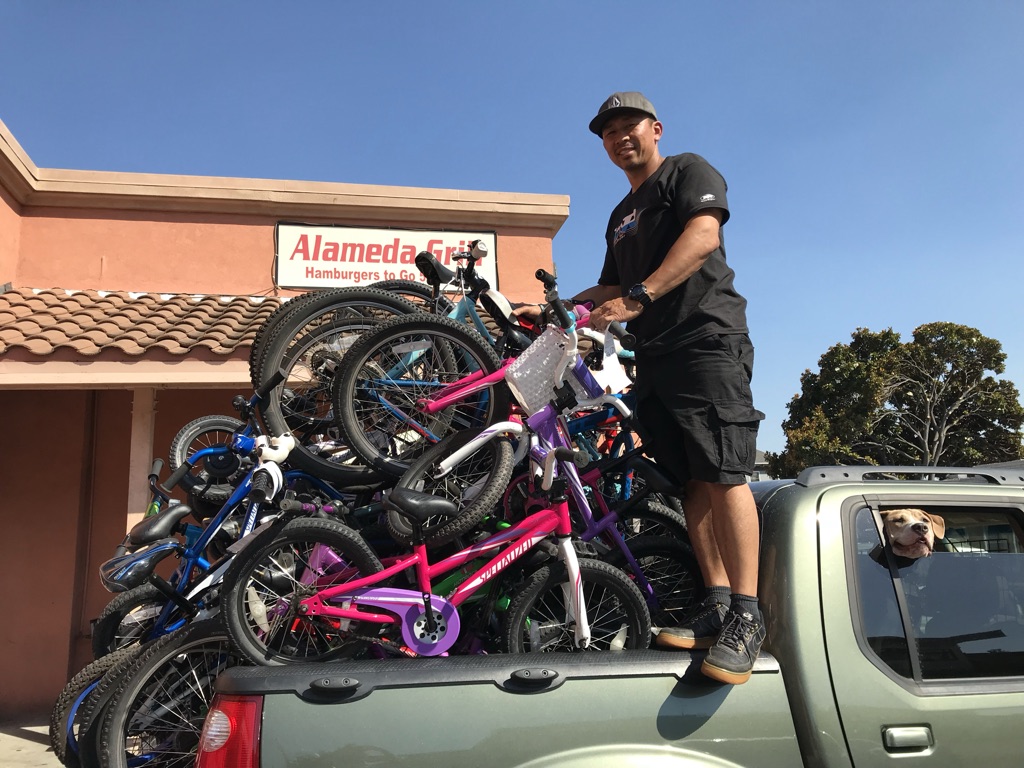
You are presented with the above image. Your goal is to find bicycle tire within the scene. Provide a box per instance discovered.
[222,516,384,665]
[98,619,240,768]
[260,314,388,484]
[334,313,511,476]
[74,638,157,768]
[614,498,689,542]
[502,558,651,653]
[254,286,419,388]
[603,534,705,629]
[387,426,515,548]
[167,415,246,503]
[91,583,166,659]
[247,292,314,387]
[369,278,456,315]
[49,644,143,767]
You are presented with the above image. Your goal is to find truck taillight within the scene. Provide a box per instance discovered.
[195,693,262,768]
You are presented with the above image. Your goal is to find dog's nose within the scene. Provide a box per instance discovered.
[912,522,928,533]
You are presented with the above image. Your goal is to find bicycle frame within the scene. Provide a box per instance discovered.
[101,435,354,640]
[294,425,594,654]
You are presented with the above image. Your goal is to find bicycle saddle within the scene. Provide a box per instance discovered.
[415,251,457,288]
[384,486,459,525]
[128,503,195,547]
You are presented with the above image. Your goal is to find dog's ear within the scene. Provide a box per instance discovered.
[928,512,946,540]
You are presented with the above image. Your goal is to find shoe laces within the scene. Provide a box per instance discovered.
[718,611,759,652]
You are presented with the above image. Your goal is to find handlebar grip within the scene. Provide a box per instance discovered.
[552,446,589,468]
[607,321,636,351]
[534,269,557,290]
[149,458,164,481]
[160,461,192,495]
[249,470,273,503]
[278,498,315,513]
[256,369,287,402]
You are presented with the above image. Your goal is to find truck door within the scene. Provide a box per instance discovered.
[820,494,1024,767]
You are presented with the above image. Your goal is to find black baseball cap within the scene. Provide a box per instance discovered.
[589,91,658,136]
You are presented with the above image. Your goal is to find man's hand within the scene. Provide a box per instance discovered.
[588,297,642,331]
[511,302,544,322]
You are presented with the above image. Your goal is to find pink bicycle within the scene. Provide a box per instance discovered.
[218,426,651,662]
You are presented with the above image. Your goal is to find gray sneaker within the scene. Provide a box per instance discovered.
[701,608,766,684]
[655,599,728,650]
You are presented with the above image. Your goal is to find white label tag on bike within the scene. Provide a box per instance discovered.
[589,330,632,395]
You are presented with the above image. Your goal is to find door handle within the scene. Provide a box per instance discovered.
[883,726,933,751]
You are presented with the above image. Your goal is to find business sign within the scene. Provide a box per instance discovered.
[274,223,498,290]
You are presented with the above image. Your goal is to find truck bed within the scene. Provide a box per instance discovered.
[215,648,801,768]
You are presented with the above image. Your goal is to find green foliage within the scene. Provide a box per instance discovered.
[766,323,1024,478]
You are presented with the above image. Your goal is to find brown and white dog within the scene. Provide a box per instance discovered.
[880,508,946,559]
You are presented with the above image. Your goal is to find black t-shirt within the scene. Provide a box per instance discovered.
[599,153,749,355]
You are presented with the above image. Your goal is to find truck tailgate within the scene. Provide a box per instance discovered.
[215,649,801,768]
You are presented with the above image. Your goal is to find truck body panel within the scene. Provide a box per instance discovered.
[208,467,1024,767]
[217,651,803,768]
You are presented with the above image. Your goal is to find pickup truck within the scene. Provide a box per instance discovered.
[196,465,1024,768]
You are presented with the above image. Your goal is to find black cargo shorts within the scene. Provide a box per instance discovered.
[632,333,765,486]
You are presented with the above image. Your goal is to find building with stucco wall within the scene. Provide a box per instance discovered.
[0,116,568,717]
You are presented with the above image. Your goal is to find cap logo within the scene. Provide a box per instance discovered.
[700,194,717,203]
[610,96,622,108]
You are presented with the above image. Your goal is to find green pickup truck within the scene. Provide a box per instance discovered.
[197,466,1024,768]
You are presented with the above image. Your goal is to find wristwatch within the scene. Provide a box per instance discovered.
[627,283,653,310]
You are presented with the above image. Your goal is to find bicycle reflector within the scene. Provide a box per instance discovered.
[195,693,262,768]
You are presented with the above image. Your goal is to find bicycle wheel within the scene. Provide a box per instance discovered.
[614,498,689,543]
[261,315,385,484]
[222,517,384,665]
[74,639,156,768]
[254,286,419,389]
[503,558,651,653]
[91,583,166,659]
[387,426,515,548]
[369,278,456,315]
[167,415,246,503]
[98,619,239,768]
[604,535,705,629]
[334,313,510,476]
[49,644,143,767]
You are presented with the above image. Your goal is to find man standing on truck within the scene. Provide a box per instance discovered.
[576,92,766,684]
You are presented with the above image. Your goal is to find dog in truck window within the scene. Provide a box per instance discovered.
[880,508,946,559]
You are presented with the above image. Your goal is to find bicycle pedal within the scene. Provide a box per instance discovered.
[572,540,601,558]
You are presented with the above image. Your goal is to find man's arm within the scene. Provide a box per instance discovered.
[641,209,722,301]
[570,284,621,307]
[512,283,620,321]
[589,209,723,330]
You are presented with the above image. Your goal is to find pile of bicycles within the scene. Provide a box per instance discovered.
[51,242,703,768]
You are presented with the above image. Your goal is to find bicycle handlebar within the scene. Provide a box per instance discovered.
[534,269,575,330]
[541,446,589,490]
[248,470,274,503]
[606,321,636,351]
[257,369,286,401]
[277,497,342,516]
[160,461,193,497]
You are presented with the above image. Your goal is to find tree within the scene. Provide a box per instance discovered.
[767,322,1024,478]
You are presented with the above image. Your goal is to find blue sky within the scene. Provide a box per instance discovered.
[2,1,1022,454]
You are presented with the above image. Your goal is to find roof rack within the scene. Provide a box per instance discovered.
[795,465,1024,488]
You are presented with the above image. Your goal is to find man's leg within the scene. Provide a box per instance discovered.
[655,481,731,649]
[700,480,765,685]
[704,481,760,597]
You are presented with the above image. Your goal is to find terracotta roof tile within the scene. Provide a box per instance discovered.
[0,287,285,359]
